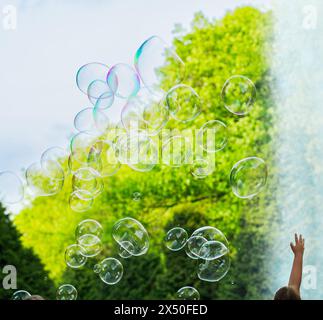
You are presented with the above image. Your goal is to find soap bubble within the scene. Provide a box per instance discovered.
[134,35,185,93]
[69,191,93,212]
[11,290,31,300]
[41,147,69,173]
[197,120,228,153]
[87,140,121,177]
[112,217,149,256]
[107,63,140,99]
[65,244,87,269]
[162,135,192,167]
[230,157,267,199]
[70,132,97,166]
[77,234,102,257]
[74,107,109,135]
[177,286,200,300]
[94,258,123,285]
[133,191,141,201]
[56,284,78,300]
[72,167,100,195]
[186,227,229,260]
[190,158,214,179]
[121,87,169,136]
[166,84,201,122]
[115,132,158,172]
[26,162,64,197]
[165,227,188,251]
[221,75,256,116]
[87,80,114,108]
[76,62,110,98]
[75,219,103,240]
[0,171,24,204]
[198,240,229,260]
[118,241,134,259]
[197,254,230,282]
[185,236,208,260]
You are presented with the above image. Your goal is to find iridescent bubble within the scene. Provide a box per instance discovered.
[56,284,78,300]
[121,87,169,136]
[41,147,69,173]
[74,107,109,135]
[88,140,121,177]
[76,62,110,98]
[230,157,267,199]
[221,75,256,116]
[165,227,188,251]
[198,240,229,260]
[185,236,207,260]
[134,36,185,93]
[190,158,214,179]
[69,191,93,212]
[118,241,134,259]
[75,219,103,240]
[162,135,192,167]
[197,254,230,282]
[94,258,123,285]
[87,80,114,108]
[107,63,140,99]
[0,171,24,204]
[166,84,201,122]
[26,162,64,197]
[115,132,158,172]
[77,234,102,257]
[197,120,228,153]
[65,244,87,269]
[176,286,200,300]
[11,290,31,300]
[112,217,149,256]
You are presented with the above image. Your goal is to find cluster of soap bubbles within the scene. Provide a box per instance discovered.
[165,226,230,285]
[65,219,103,268]
[64,217,149,288]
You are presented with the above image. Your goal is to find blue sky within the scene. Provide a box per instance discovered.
[0,0,271,175]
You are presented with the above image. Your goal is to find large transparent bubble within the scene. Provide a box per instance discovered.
[112,217,149,256]
[70,132,98,166]
[75,219,103,239]
[11,290,31,300]
[198,240,229,261]
[197,254,230,282]
[77,234,102,257]
[176,286,200,300]
[56,284,78,300]
[164,227,188,251]
[65,244,87,269]
[94,257,123,285]
[0,171,24,204]
[221,75,256,116]
[76,62,110,98]
[107,63,140,99]
[134,35,185,94]
[197,120,228,153]
[87,79,114,109]
[230,157,267,199]
[41,147,69,174]
[26,161,64,197]
[185,235,207,260]
[166,84,201,122]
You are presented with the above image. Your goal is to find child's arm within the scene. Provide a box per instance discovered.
[288,233,305,295]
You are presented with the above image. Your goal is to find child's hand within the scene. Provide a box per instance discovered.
[290,233,305,256]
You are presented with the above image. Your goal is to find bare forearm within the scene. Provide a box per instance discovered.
[288,254,303,292]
